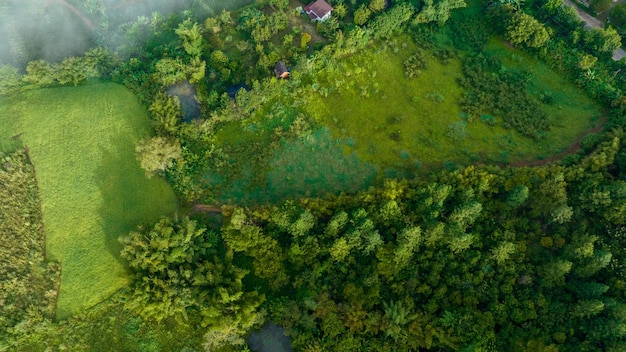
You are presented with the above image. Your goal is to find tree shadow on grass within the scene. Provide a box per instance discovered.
[266,127,379,201]
[208,128,378,206]
[95,134,178,267]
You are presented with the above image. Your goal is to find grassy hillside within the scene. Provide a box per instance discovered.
[0,82,178,318]
[307,37,603,170]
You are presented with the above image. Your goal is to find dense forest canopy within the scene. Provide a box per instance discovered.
[2,0,626,351]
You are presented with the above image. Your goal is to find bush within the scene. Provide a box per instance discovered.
[458,54,549,139]
[403,50,427,78]
[506,12,550,49]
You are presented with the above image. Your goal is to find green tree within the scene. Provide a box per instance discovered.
[0,65,22,95]
[83,46,117,77]
[491,241,517,265]
[56,56,89,86]
[369,3,415,38]
[175,19,205,57]
[382,300,415,341]
[584,26,622,55]
[415,0,466,25]
[506,185,529,207]
[149,93,181,136]
[551,205,573,224]
[300,32,312,50]
[135,136,182,178]
[394,226,422,269]
[370,0,387,12]
[506,13,550,49]
[578,54,598,70]
[333,4,347,19]
[119,217,214,321]
[571,299,605,318]
[541,259,572,288]
[22,60,56,87]
[354,5,371,26]
[154,58,187,86]
[269,0,289,9]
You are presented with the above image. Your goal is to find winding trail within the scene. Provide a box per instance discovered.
[508,118,606,167]
[44,0,95,31]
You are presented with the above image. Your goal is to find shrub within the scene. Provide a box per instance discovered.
[403,50,427,78]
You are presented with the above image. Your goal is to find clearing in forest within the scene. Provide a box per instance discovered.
[307,36,603,171]
[0,82,178,318]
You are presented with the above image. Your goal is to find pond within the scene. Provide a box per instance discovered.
[166,81,201,122]
[247,322,293,352]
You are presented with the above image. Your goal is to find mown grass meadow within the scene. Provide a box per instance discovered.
[0,82,178,318]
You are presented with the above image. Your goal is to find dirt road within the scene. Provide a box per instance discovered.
[563,0,626,60]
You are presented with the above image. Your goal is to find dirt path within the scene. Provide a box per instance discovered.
[47,0,96,31]
[508,119,605,167]
[191,204,223,214]
[563,0,626,60]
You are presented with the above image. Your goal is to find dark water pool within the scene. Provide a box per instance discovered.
[247,322,293,352]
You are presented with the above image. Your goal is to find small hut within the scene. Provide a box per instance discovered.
[304,0,334,22]
[274,61,290,79]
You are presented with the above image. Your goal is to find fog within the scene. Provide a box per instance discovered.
[0,0,254,69]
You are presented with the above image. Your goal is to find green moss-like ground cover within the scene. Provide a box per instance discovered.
[0,82,178,318]
[307,37,603,170]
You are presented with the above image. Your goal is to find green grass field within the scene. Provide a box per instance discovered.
[307,37,603,170]
[0,82,178,319]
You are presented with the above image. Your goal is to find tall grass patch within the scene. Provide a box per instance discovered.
[0,82,178,318]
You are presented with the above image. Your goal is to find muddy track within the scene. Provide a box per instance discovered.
[508,118,606,167]
[45,0,95,31]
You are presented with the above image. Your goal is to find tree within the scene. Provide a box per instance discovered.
[149,93,181,136]
[333,4,347,19]
[83,47,117,77]
[506,185,529,207]
[119,217,214,321]
[269,0,289,10]
[154,58,188,86]
[369,3,415,39]
[370,0,387,13]
[506,13,550,49]
[551,205,573,223]
[175,19,205,58]
[415,0,466,25]
[382,300,415,341]
[56,56,89,86]
[22,60,56,87]
[540,259,572,288]
[491,241,517,264]
[135,136,182,178]
[394,226,422,269]
[584,26,622,55]
[0,65,22,95]
[300,32,312,50]
[354,5,371,26]
[578,54,598,70]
